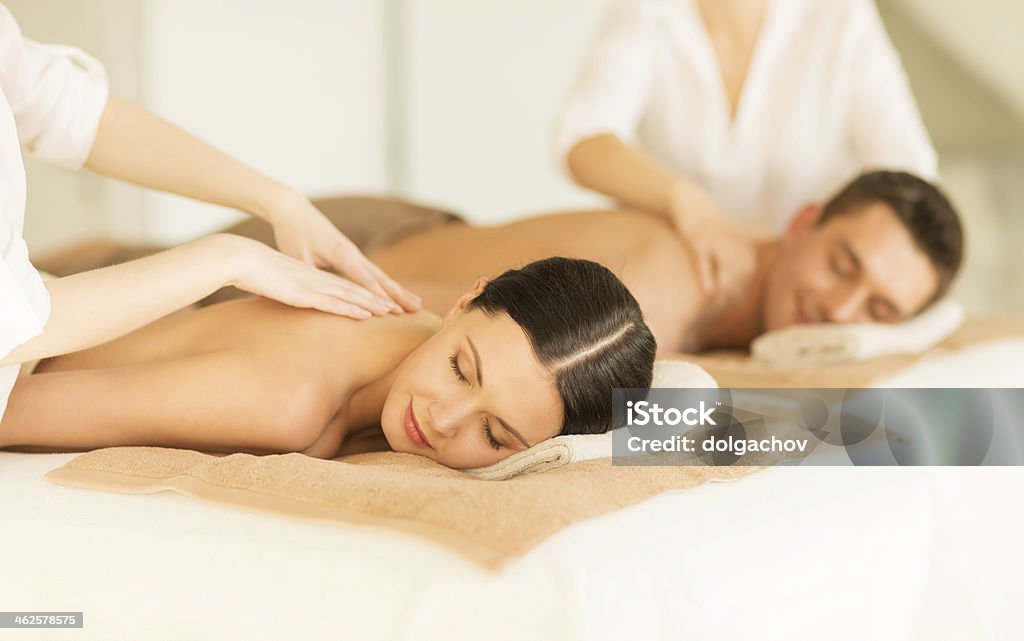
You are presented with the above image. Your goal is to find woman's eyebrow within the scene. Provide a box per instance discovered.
[495,417,532,449]
[466,336,532,448]
[467,336,483,385]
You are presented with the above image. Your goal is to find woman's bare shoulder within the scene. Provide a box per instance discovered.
[249,303,440,382]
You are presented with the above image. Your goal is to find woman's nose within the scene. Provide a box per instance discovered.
[426,398,473,438]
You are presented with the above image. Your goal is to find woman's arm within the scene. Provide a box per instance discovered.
[567,133,682,216]
[83,95,420,311]
[568,133,739,229]
[0,234,385,367]
[0,348,332,454]
[83,95,290,227]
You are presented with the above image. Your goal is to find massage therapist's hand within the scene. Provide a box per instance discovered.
[264,187,422,313]
[668,181,764,304]
[687,222,763,314]
[219,234,397,319]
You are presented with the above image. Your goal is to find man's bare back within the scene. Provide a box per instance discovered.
[369,210,705,352]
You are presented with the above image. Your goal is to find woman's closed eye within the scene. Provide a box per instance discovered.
[483,418,502,450]
[448,353,469,384]
[450,353,504,450]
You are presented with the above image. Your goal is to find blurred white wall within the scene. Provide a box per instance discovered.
[402,0,608,221]
[139,0,390,242]
[13,0,390,249]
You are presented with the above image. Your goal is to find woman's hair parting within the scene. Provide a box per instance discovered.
[468,257,656,435]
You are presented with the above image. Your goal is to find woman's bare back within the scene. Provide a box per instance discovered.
[7,300,437,456]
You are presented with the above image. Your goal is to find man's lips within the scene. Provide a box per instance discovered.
[404,401,432,449]
[795,295,815,324]
[796,302,810,324]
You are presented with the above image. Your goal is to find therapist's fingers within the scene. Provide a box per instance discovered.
[232,239,394,318]
[364,260,423,313]
[267,195,400,311]
[328,248,422,313]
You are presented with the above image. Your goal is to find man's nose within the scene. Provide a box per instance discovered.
[823,283,869,323]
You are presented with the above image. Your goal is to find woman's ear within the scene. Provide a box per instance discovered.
[443,277,489,323]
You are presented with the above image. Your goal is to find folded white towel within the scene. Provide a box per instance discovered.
[751,299,964,366]
[464,359,718,480]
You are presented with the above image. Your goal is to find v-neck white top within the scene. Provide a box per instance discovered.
[554,0,937,232]
[0,3,109,419]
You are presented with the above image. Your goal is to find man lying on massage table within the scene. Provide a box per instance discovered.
[39,170,964,354]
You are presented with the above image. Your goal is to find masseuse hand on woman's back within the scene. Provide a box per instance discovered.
[264,187,421,315]
[82,95,423,320]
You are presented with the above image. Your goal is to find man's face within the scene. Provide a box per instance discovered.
[762,201,940,332]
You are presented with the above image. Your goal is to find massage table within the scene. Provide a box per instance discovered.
[2,333,1023,641]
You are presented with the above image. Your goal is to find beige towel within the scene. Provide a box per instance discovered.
[46,447,758,570]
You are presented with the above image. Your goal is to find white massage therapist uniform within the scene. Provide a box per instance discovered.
[555,0,937,232]
[0,3,109,420]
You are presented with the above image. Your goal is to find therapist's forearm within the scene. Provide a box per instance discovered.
[567,134,682,216]
[0,235,244,367]
[567,133,729,230]
[83,95,289,222]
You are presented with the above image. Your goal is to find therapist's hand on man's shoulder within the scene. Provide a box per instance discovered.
[667,180,763,306]
[262,187,423,314]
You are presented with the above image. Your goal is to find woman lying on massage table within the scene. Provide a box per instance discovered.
[0,258,656,468]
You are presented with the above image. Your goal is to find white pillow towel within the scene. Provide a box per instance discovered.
[464,360,717,480]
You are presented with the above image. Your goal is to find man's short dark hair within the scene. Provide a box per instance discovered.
[820,170,964,304]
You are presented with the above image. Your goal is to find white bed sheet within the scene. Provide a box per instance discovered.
[3,338,1023,641]
[1,453,932,641]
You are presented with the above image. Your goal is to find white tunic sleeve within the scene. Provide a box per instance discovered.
[846,0,938,180]
[0,3,110,420]
[0,3,109,169]
[0,214,50,421]
[552,0,658,169]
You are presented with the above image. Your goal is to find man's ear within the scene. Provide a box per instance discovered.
[443,277,489,323]
[783,203,823,241]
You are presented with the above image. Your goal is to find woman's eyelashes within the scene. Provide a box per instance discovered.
[448,353,469,384]
[448,353,503,450]
[483,419,502,450]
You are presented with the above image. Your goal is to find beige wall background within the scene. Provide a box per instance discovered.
[9,0,1024,314]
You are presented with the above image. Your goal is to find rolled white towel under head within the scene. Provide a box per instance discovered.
[463,359,718,480]
[751,298,965,366]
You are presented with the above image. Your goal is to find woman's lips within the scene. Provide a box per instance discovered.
[404,400,432,450]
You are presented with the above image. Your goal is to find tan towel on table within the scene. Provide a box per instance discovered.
[46,448,758,570]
